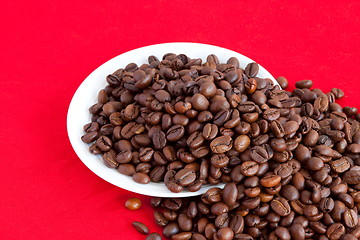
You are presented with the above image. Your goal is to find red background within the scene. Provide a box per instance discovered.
[1,1,360,239]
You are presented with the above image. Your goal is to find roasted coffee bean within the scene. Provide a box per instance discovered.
[102,151,118,168]
[166,125,185,141]
[146,233,162,240]
[326,223,345,240]
[174,169,196,187]
[250,146,270,163]
[343,170,360,184]
[271,197,291,216]
[276,76,288,89]
[240,161,259,176]
[132,221,149,235]
[210,135,233,153]
[245,62,259,78]
[295,80,313,89]
[343,209,358,228]
[331,88,344,99]
[260,174,281,188]
[125,197,142,210]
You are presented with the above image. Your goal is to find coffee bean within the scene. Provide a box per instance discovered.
[331,88,344,99]
[175,169,196,187]
[210,135,233,153]
[166,125,185,141]
[132,221,149,235]
[343,209,358,228]
[260,174,281,188]
[271,197,291,216]
[146,233,162,240]
[295,80,313,89]
[132,172,150,184]
[125,197,142,210]
[343,170,360,184]
[245,63,259,78]
[240,161,259,176]
[326,223,345,240]
[250,146,270,163]
[276,76,288,89]
[81,131,100,143]
[102,151,118,168]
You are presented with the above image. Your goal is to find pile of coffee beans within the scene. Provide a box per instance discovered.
[82,52,360,239]
[82,53,285,192]
[148,75,360,239]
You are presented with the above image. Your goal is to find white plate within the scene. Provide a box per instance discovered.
[67,42,277,197]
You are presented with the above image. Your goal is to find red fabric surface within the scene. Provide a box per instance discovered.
[1,1,360,239]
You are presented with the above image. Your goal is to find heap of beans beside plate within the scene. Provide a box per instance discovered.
[82,53,360,239]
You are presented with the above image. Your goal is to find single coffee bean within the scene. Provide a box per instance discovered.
[260,174,281,188]
[132,221,149,235]
[146,233,162,240]
[175,169,196,187]
[271,197,291,216]
[132,172,150,184]
[125,197,142,210]
[210,135,233,153]
[343,209,358,228]
[331,88,344,99]
[166,125,185,141]
[343,170,360,184]
[245,62,259,78]
[326,223,345,240]
[234,135,251,153]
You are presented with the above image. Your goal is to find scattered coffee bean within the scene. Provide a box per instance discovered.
[146,233,162,240]
[132,221,149,235]
[125,197,142,210]
[276,76,288,89]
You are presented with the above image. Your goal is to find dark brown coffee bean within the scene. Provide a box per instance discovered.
[271,197,291,216]
[163,222,180,238]
[326,223,345,240]
[331,88,344,99]
[289,224,305,240]
[222,183,238,206]
[187,131,204,148]
[102,151,118,168]
[343,170,360,184]
[81,131,100,143]
[132,221,149,235]
[202,123,218,140]
[270,120,285,138]
[250,146,270,163]
[216,227,234,240]
[276,76,288,89]
[343,209,358,228]
[166,125,185,141]
[132,172,150,184]
[146,233,162,240]
[210,135,233,153]
[191,93,209,111]
[296,80,313,89]
[211,154,229,168]
[245,62,259,78]
[232,135,250,153]
[240,161,259,176]
[175,169,196,187]
[118,164,135,176]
